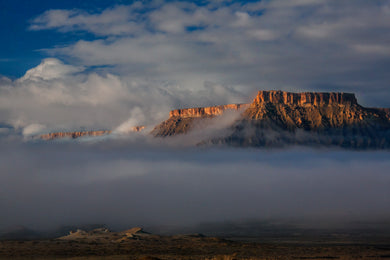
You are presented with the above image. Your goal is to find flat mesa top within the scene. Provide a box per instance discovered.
[254,90,357,105]
[169,90,358,117]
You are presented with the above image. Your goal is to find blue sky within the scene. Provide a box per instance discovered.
[0,0,257,77]
[0,0,139,77]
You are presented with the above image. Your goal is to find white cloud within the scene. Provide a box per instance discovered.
[296,24,332,39]
[247,29,278,41]
[270,0,326,8]
[0,76,12,85]
[27,1,390,105]
[243,0,326,11]
[19,58,84,82]
[114,107,145,134]
[149,3,196,34]
[352,44,390,56]
[29,4,143,36]
[0,57,247,133]
[30,9,74,30]
[232,11,251,27]
[22,123,46,137]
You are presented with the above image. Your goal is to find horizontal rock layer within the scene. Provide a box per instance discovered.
[152,104,248,136]
[253,90,357,106]
[39,125,146,140]
[38,90,390,148]
[153,90,390,148]
[169,104,249,118]
[40,130,111,140]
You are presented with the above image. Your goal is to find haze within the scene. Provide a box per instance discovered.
[0,137,389,231]
[0,0,390,234]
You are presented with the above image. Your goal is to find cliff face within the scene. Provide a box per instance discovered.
[39,125,146,140]
[40,130,111,140]
[253,90,357,106]
[243,90,371,130]
[169,104,249,118]
[152,103,249,136]
[153,90,390,149]
[38,90,390,148]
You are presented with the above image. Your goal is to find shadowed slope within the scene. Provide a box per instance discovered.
[151,104,249,137]
[154,90,390,149]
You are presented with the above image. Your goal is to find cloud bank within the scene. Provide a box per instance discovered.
[0,140,389,231]
[0,57,247,135]
[31,0,390,101]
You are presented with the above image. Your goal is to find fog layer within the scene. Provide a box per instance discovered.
[1,139,389,231]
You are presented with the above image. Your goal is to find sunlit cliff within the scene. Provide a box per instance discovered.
[153,90,390,148]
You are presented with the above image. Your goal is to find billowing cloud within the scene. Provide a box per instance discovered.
[22,123,46,137]
[29,4,144,36]
[19,58,84,82]
[0,57,247,133]
[114,107,145,134]
[24,0,390,109]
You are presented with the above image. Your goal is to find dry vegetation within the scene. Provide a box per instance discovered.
[1,229,389,260]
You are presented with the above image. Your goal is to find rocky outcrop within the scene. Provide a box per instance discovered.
[152,103,249,136]
[37,90,390,148]
[169,104,249,118]
[39,125,146,140]
[243,91,371,130]
[154,90,390,149]
[131,125,146,132]
[253,90,357,106]
[240,90,390,131]
[59,227,150,242]
[40,130,111,140]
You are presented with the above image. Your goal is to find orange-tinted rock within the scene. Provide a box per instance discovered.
[253,90,357,106]
[40,130,111,140]
[169,104,249,118]
[153,90,390,149]
[131,126,146,132]
[40,126,145,140]
[152,103,249,136]
[244,91,378,130]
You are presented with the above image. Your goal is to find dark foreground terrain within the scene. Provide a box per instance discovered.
[1,226,390,260]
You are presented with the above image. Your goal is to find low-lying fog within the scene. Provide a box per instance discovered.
[1,136,389,233]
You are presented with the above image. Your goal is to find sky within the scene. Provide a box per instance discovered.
[0,0,390,134]
[0,0,390,233]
